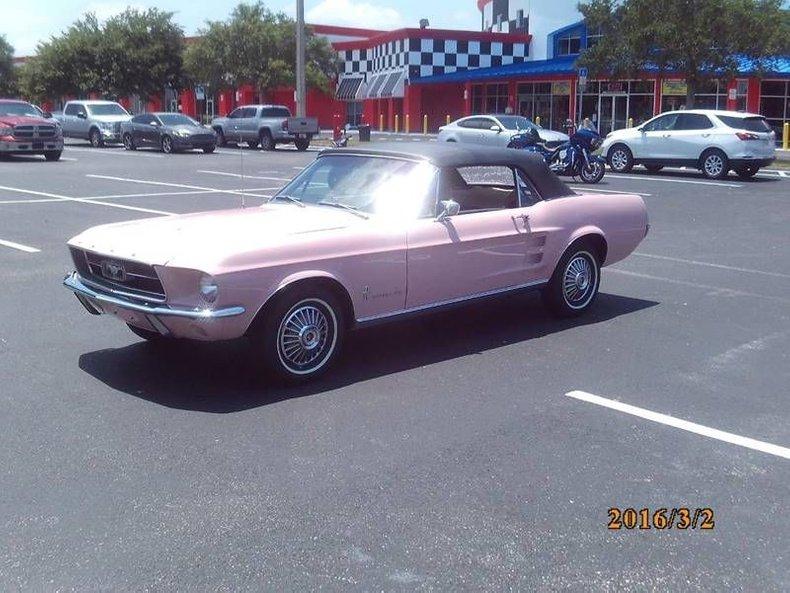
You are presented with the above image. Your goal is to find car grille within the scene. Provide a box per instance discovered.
[70,247,166,303]
[13,124,58,139]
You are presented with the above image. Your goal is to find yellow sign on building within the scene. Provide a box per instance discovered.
[661,80,688,96]
[552,81,571,95]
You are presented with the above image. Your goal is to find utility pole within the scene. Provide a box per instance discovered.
[295,0,306,117]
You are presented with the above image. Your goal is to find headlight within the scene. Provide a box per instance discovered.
[175,129,192,138]
[98,122,113,130]
[199,274,218,303]
[0,126,13,136]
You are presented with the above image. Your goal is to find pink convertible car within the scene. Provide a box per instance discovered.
[64,144,648,382]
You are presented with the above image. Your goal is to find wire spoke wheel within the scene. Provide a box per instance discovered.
[277,299,337,375]
[562,253,597,309]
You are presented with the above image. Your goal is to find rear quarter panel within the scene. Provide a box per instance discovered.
[528,192,648,277]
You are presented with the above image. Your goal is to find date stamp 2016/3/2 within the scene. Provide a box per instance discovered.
[608,508,715,530]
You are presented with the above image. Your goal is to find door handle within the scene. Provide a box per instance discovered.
[512,213,529,227]
[701,133,710,138]
[662,134,671,138]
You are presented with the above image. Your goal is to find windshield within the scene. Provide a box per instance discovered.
[497,115,537,130]
[87,103,129,116]
[158,113,199,126]
[275,155,437,219]
[0,102,43,118]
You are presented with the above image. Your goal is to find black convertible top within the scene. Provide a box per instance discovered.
[320,143,575,200]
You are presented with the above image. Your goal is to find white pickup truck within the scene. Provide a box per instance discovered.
[54,100,132,147]
[211,104,319,151]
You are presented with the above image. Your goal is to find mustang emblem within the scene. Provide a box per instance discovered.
[101,260,127,282]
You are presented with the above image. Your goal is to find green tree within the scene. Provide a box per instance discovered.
[103,8,185,99]
[19,9,184,102]
[0,34,18,96]
[577,0,790,107]
[184,2,338,96]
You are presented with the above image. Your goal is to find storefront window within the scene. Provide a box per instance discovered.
[345,101,364,127]
[472,85,484,114]
[579,79,655,133]
[471,84,509,115]
[760,79,788,143]
[661,79,726,111]
[485,84,509,113]
[517,81,570,130]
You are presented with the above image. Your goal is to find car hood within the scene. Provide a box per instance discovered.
[0,115,53,127]
[91,114,132,123]
[605,128,638,142]
[169,124,212,134]
[68,204,361,271]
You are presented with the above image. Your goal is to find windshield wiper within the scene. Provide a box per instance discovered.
[269,195,306,208]
[317,201,369,219]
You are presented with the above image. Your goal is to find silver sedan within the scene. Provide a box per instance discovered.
[438,114,569,148]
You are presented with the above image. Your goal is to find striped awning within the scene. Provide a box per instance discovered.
[366,73,387,98]
[336,77,365,101]
[380,71,405,98]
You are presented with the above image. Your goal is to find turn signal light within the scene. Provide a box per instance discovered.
[735,132,759,141]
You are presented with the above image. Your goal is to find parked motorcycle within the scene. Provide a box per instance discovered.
[507,123,606,184]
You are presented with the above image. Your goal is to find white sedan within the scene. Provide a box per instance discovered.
[601,109,776,180]
[438,114,569,149]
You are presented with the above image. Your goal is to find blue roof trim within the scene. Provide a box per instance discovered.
[548,20,585,40]
[413,55,790,85]
[414,56,578,85]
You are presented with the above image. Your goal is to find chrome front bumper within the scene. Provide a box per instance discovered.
[63,272,245,320]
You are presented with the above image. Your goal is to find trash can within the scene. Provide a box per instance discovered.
[358,124,371,142]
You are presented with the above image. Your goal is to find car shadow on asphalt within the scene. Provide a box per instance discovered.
[611,168,780,183]
[77,291,658,413]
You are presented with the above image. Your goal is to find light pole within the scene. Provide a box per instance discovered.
[295,0,306,117]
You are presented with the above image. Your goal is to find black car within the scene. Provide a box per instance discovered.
[121,112,216,154]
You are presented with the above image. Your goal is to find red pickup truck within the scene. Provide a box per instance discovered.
[0,99,64,161]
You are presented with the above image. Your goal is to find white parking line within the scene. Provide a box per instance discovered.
[196,170,290,182]
[607,267,790,305]
[85,174,273,198]
[633,252,790,279]
[569,186,652,197]
[0,238,40,253]
[565,390,790,460]
[607,174,742,188]
[64,147,164,159]
[0,184,172,216]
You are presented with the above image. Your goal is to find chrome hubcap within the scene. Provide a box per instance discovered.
[563,254,596,308]
[277,301,336,374]
[611,150,627,170]
[705,155,723,176]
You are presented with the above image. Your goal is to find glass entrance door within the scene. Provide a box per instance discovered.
[599,94,628,134]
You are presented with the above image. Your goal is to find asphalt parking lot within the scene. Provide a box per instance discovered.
[1,139,788,590]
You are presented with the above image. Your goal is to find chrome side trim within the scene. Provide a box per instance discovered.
[356,278,548,323]
[63,272,245,319]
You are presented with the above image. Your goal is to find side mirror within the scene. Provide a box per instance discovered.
[490,124,502,133]
[43,111,52,119]
[77,112,87,119]
[638,126,645,133]
[436,199,460,221]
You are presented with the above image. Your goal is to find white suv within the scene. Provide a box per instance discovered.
[601,109,776,179]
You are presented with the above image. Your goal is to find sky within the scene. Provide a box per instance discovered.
[2,0,485,56]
